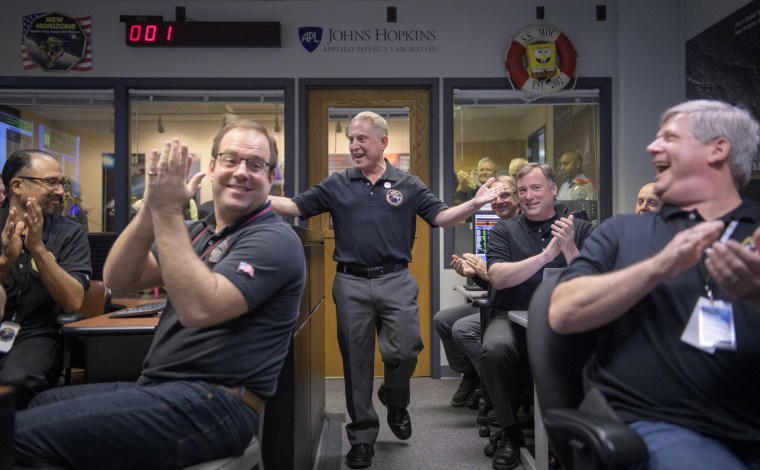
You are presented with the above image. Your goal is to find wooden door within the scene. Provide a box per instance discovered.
[306,88,431,378]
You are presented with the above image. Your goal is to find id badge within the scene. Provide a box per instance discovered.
[698,299,736,351]
[681,296,736,353]
[0,321,20,353]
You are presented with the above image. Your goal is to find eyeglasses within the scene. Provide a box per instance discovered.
[18,176,70,191]
[497,191,514,200]
[216,153,271,174]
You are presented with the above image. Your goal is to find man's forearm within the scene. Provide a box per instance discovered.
[103,208,160,292]
[488,251,551,290]
[32,251,84,313]
[548,258,664,334]
[269,196,301,218]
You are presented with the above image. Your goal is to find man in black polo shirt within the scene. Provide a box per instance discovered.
[482,162,593,469]
[270,111,500,468]
[15,121,306,468]
[0,149,90,409]
[550,100,760,469]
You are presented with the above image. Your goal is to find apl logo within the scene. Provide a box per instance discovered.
[299,26,322,52]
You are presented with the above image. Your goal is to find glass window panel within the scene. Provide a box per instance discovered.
[127,90,285,227]
[451,89,601,256]
[0,89,115,233]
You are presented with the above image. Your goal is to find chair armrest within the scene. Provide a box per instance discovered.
[471,297,492,309]
[544,408,649,468]
[56,313,84,326]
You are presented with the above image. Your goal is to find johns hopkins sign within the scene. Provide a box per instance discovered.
[298,26,440,54]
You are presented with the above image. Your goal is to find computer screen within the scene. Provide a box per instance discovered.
[473,211,501,261]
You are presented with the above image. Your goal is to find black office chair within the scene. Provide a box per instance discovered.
[526,275,649,470]
[0,386,15,470]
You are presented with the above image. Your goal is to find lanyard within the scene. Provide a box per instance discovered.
[191,206,272,261]
[674,215,738,302]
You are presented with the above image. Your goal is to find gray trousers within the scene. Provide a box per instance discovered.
[333,268,424,445]
[433,305,481,379]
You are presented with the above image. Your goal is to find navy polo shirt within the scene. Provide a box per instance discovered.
[293,159,447,266]
[139,202,306,400]
[486,212,593,311]
[1,207,91,341]
[560,200,760,450]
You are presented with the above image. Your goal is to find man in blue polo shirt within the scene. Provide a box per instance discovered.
[550,100,760,469]
[15,121,306,468]
[0,149,91,409]
[270,111,500,468]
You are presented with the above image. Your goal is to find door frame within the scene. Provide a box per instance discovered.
[297,78,443,377]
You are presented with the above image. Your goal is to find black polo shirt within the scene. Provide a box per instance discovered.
[1,207,91,341]
[139,202,306,400]
[487,212,593,311]
[293,159,447,266]
[560,200,760,451]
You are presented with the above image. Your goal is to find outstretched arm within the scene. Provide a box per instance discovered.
[269,195,301,218]
[434,177,500,227]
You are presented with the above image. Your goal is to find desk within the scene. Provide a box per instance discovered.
[61,300,159,383]
[509,311,549,470]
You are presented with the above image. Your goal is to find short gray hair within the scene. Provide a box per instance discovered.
[352,111,388,140]
[516,162,556,186]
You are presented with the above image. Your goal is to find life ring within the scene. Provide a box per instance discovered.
[505,25,577,96]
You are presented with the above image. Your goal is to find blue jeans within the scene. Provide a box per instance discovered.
[15,380,259,469]
[630,421,760,470]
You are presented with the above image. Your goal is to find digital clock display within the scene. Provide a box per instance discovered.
[125,21,280,47]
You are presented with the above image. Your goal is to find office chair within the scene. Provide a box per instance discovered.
[0,386,15,470]
[526,275,649,470]
[184,406,265,470]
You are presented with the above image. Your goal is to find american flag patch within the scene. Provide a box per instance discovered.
[237,262,255,278]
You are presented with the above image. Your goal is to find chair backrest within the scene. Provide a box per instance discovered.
[0,385,15,469]
[527,274,599,468]
[87,233,119,281]
[79,280,111,318]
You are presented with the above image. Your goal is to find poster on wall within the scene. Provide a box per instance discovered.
[22,12,92,71]
[686,0,760,178]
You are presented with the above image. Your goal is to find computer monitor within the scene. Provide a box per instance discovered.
[473,211,501,262]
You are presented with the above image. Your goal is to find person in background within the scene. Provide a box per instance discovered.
[550,100,760,469]
[508,158,528,179]
[14,121,306,468]
[270,111,500,469]
[434,176,520,408]
[482,163,593,470]
[455,156,497,204]
[555,150,587,201]
[61,181,89,231]
[634,182,662,214]
[0,149,90,409]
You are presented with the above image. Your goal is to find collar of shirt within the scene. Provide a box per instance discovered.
[659,199,759,225]
[347,158,402,185]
